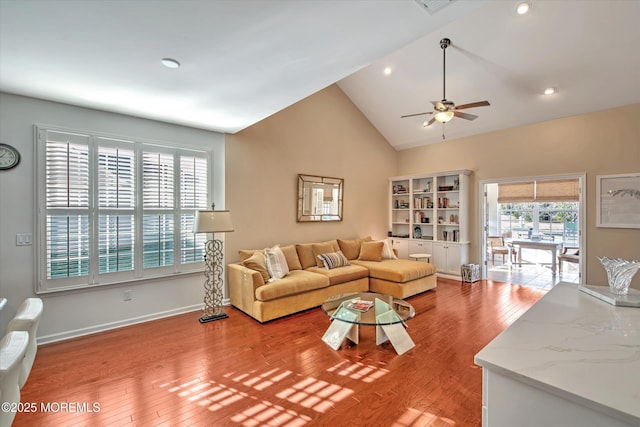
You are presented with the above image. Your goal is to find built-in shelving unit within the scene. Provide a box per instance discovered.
[390,170,471,277]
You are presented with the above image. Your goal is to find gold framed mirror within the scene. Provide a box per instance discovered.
[297,174,343,222]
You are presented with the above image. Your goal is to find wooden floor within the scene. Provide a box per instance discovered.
[15,279,545,427]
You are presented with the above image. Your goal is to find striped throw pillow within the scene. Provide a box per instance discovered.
[317,251,351,270]
[264,245,290,281]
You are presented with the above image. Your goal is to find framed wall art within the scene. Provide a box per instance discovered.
[596,173,640,229]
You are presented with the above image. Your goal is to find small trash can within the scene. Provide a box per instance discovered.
[461,264,480,283]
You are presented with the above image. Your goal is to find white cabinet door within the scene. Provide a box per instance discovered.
[433,242,468,275]
[391,238,409,259]
[432,242,447,273]
[445,246,462,273]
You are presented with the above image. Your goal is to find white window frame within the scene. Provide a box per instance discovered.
[35,125,211,294]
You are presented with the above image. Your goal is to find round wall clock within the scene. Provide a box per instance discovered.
[0,143,21,170]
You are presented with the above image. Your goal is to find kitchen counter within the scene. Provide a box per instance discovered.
[475,282,640,426]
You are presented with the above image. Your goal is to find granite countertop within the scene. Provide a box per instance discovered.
[475,282,640,425]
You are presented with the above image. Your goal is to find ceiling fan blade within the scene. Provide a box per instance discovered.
[453,110,478,121]
[401,112,432,118]
[423,117,436,127]
[455,101,490,110]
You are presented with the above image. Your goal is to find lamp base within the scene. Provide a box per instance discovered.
[199,312,229,323]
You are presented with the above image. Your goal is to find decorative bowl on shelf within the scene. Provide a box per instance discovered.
[598,256,640,296]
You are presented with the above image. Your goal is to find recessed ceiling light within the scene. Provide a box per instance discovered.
[516,1,531,15]
[544,87,556,95]
[161,58,181,69]
[384,67,392,76]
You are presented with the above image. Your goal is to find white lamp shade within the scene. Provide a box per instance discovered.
[434,110,454,123]
[194,210,234,233]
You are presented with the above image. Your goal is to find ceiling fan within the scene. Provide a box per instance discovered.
[401,38,490,134]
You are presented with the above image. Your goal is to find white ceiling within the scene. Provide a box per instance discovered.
[1,0,639,150]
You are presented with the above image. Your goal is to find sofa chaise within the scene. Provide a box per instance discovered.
[228,238,436,323]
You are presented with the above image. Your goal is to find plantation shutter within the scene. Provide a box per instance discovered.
[36,125,211,293]
[44,130,90,281]
[97,141,136,274]
[179,155,208,264]
[142,151,175,269]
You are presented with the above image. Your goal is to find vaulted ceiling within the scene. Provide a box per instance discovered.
[1,0,639,149]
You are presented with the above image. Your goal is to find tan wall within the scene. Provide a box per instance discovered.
[225,85,398,262]
[397,103,640,289]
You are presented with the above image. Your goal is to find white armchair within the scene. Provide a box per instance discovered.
[0,331,29,427]
[6,298,43,388]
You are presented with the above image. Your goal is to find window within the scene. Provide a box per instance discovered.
[497,179,580,245]
[499,202,579,244]
[36,126,210,293]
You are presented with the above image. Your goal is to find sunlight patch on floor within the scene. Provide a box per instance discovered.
[392,407,456,426]
[276,377,353,412]
[231,400,312,427]
[327,360,390,383]
[161,366,357,426]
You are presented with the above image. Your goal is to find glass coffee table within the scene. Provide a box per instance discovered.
[320,292,416,355]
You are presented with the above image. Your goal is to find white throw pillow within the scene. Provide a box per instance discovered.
[264,245,289,281]
[380,239,398,260]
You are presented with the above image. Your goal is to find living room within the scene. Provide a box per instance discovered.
[1,1,639,426]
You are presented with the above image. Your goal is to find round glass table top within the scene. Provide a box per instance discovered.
[321,292,415,326]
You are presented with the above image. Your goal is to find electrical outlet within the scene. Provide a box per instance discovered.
[123,290,133,301]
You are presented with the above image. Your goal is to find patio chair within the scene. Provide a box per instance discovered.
[564,222,578,243]
[558,246,580,272]
[501,231,518,264]
[488,236,510,265]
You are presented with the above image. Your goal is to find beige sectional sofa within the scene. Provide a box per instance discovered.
[228,238,436,323]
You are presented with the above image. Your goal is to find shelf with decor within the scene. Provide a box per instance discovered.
[390,170,471,278]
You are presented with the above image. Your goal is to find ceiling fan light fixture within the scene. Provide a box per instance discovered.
[434,110,454,123]
[516,2,531,15]
[400,36,490,131]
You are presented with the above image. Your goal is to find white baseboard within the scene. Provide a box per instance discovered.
[437,272,463,281]
[37,304,206,345]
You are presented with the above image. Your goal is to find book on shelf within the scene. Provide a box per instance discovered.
[347,300,374,312]
[413,196,431,209]
[393,184,407,194]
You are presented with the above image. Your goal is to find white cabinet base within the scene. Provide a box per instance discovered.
[432,241,468,277]
[482,369,635,427]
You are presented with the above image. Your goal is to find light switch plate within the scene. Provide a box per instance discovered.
[16,233,32,246]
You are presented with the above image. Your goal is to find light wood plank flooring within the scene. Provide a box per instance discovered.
[15,279,545,426]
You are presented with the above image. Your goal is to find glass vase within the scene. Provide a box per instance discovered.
[598,257,640,296]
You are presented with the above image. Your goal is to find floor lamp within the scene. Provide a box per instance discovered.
[194,206,234,323]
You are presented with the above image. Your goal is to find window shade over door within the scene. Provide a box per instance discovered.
[535,179,579,202]
[498,179,580,203]
[498,182,535,203]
